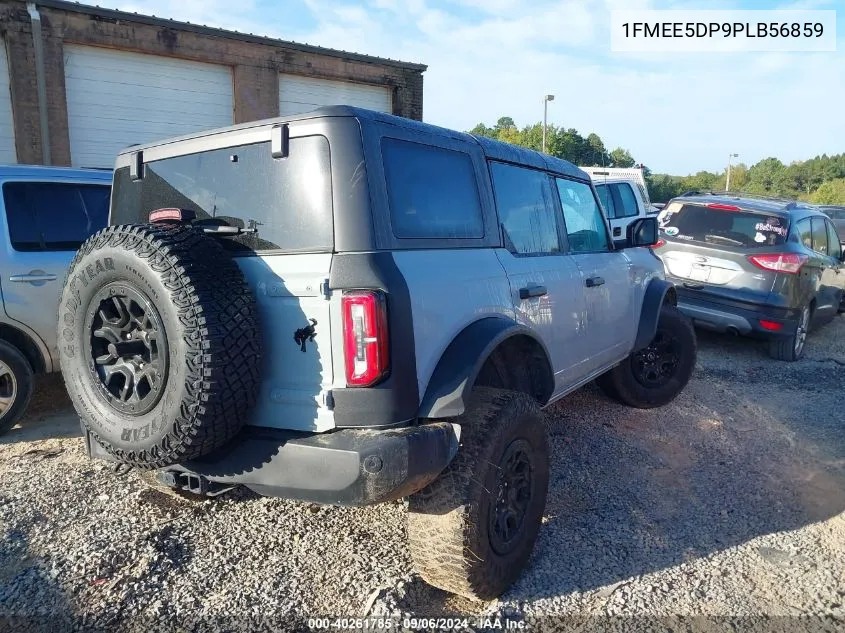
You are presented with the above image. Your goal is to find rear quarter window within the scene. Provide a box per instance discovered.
[382,138,484,239]
[111,137,333,253]
[659,203,789,249]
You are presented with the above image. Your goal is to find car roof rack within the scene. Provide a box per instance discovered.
[678,190,810,209]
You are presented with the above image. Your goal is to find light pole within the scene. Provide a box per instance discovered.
[542,94,555,153]
[726,153,739,192]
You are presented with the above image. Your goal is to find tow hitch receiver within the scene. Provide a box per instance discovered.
[155,470,235,497]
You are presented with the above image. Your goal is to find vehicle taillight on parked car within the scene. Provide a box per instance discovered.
[747,253,808,274]
[653,239,666,249]
[342,290,389,387]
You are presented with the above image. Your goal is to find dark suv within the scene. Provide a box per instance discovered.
[817,205,845,243]
[654,193,845,361]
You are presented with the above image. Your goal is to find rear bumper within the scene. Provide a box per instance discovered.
[674,288,799,338]
[85,422,460,506]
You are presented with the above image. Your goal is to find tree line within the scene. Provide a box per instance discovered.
[469,117,845,205]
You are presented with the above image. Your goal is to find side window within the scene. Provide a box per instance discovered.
[796,218,813,249]
[825,221,841,259]
[612,183,639,219]
[595,184,616,219]
[2,182,110,252]
[555,178,610,253]
[382,138,483,239]
[636,183,651,208]
[811,217,828,255]
[489,162,561,255]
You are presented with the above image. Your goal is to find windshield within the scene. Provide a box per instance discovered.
[658,203,789,249]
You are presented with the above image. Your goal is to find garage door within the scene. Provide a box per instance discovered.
[279,74,392,117]
[64,45,233,168]
[0,39,16,164]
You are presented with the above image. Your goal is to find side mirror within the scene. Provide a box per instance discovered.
[620,216,658,249]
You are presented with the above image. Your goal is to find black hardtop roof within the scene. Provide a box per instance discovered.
[115,106,589,181]
[671,192,819,216]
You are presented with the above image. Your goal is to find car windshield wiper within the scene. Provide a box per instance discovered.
[704,234,744,246]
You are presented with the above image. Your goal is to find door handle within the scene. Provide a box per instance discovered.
[585,276,605,288]
[613,227,622,237]
[519,285,548,300]
[9,273,57,283]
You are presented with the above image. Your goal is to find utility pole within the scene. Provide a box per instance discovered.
[726,153,739,192]
[542,94,555,153]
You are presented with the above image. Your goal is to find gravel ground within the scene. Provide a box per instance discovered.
[1,316,844,632]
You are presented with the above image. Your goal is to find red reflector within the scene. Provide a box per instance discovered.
[747,253,808,274]
[759,320,783,331]
[706,203,741,211]
[653,239,666,249]
[342,290,389,387]
[149,208,196,223]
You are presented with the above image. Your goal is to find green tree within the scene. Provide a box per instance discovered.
[811,178,845,204]
[469,122,495,138]
[584,133,609,166]
[495,117,516,132]
[609,148,635,168]
[747,157,785,193]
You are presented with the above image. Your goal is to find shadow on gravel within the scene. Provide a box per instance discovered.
[390,318,845,613]
[508,329,845,603]
[0,516,77,631]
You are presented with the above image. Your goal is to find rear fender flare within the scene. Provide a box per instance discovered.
[418,317,552,419]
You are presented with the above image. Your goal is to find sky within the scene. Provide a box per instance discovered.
[80,0,844,175]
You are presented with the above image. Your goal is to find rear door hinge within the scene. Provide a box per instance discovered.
[320,278,331,300]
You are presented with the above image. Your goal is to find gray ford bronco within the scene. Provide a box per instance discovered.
[58,107,696,600]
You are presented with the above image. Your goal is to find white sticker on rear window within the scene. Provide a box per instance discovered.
[755,221,787,236]
[754,232,767,243]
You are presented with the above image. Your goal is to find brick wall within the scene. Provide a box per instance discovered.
[0,0,425,166]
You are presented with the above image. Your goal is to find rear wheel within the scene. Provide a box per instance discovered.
[597,304,696,409]
[0,341,34,436]
[407,388,549,600]
[769,304,810,362]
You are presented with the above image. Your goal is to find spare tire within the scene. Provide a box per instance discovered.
[58,224,261,469]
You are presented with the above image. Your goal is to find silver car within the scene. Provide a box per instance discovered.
[0,165,111,433]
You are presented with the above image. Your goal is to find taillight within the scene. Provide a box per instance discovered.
[342,290,389,387]
[653,238,666,249]
[747,253,808,274]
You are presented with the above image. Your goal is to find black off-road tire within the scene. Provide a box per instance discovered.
[58,224,261,469]
[596,304,696,409]
[407,388,549,600]
[0,341,34,436]
[769,303,810,362]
